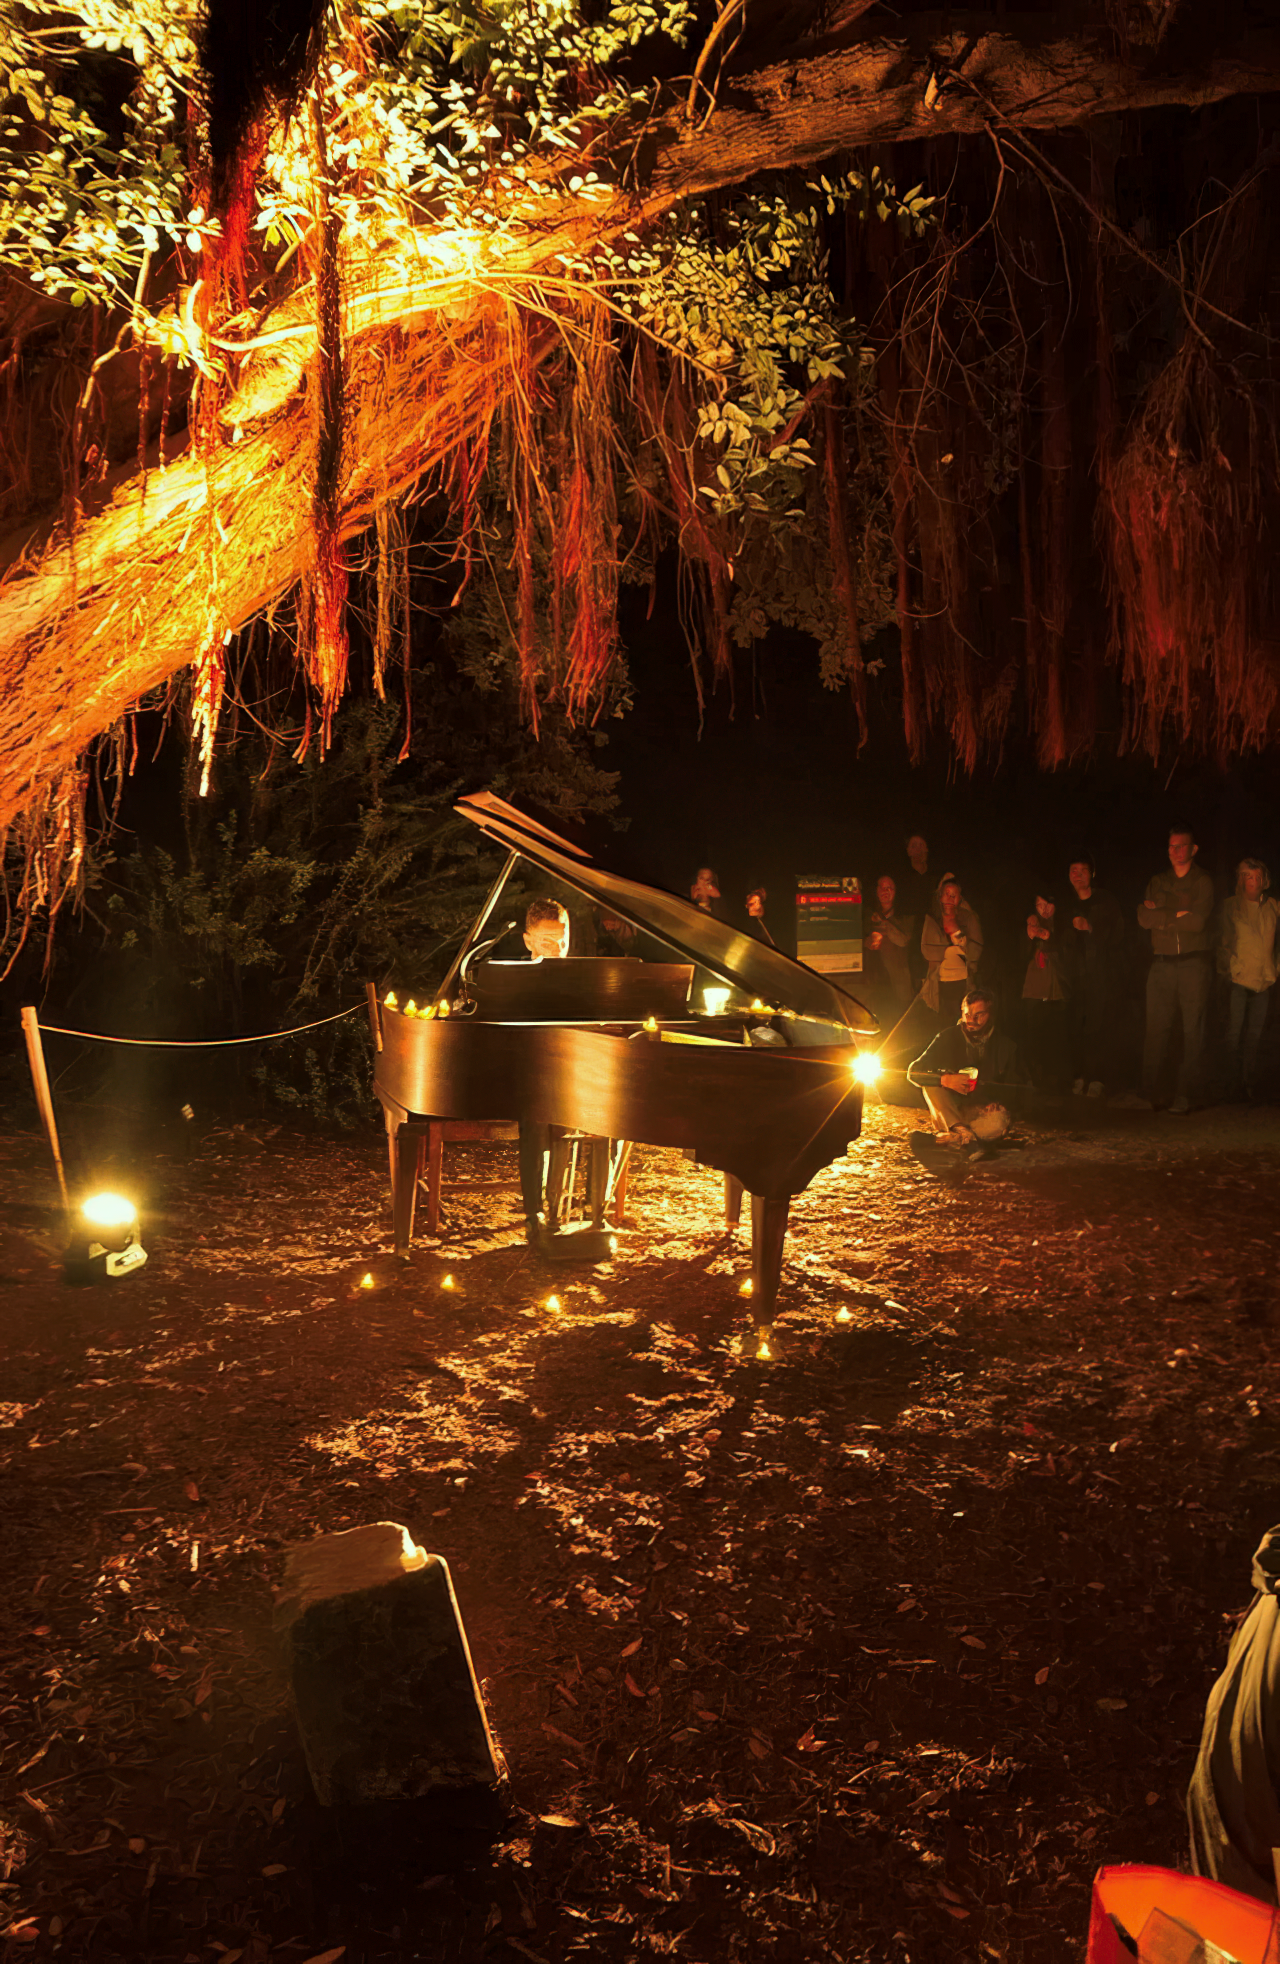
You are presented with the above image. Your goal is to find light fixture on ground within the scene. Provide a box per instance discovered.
[66,1192,147,1280]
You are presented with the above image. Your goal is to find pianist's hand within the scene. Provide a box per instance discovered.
[940,1072,973,1094]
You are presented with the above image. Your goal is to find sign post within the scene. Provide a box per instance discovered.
[21,1006,69,1220]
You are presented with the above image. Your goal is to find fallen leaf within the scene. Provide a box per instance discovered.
[960,1635,986,1650]
[506,1942,550,1964]
[748,1736,770,1758]
[695,1708,719,1723]
[261,1862,287,1877]
[299,1952,347,1964]
[624,1673,648,1699]
[796,1726,826,1752]
[128,1837,146,1854]
[895,1598,918,1613]
[185,1481,200,1501]
[1035,1667,1050,1686]
[538,1814,580,1829]
[1096,1698,1128,1713]
[620,1638,642,1657]
[271,1797,286,1821]
[1146,1791,1160,1806]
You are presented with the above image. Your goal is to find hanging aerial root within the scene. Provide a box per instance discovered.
[301,87,349,751]
[1103,349,1280,758]
[821,400,867,748]
[192,631,228,798]
[555,303,619,721]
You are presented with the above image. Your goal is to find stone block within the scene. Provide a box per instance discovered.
[275,1521,503,1807]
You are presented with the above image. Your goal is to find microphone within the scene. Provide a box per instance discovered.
[459,920,518,980]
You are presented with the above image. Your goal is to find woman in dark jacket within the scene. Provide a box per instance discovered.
[1021,890,1071,1092]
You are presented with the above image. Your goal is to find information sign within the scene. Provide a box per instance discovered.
[795,875,862,974]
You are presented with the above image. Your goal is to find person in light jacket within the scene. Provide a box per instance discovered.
[1219,858,1279,1100]
[921,875,983,1028]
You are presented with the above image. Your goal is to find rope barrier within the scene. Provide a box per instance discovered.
[35,1004,364,1049]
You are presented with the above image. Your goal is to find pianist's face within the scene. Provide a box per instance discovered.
[524,913,570,960]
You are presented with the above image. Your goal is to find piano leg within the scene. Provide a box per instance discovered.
[606,1140,633,1227]
[749,1193,790,1328]
[724,1174,744,1230]
[425,1122,445,1239]
[519,1121,551,1234]
[392,1126,424,1257]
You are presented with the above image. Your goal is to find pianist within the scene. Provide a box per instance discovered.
[523,898,570,961]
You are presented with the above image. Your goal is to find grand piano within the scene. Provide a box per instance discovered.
[368,793,878,1334]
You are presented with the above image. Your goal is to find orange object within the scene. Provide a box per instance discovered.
[1087,1866,1280,1963]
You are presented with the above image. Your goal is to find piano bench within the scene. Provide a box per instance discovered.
[546,1131,630,1231]
[421,1119,520,1237]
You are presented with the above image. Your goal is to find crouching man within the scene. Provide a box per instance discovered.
[906,987,1021,1167]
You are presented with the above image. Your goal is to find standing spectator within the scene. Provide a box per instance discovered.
[596,908,637,957]
[866,875,916,1020]
[922,875,983,1028]
[1130,824,1215,1114]
[745,886,776,947]
[1219,858,1278,1101]
[1063,856,1126,1098]
[690,866,730,923]
[898,833,933,938]
[1021,890,1071,1092]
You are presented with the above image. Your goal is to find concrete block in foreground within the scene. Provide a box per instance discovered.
[275,1521,503,1807]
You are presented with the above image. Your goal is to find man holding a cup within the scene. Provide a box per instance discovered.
[907,987,1022,1163]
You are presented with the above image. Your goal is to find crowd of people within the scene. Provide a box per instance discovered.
[852,826,1275,1114]
[663,829,1279,1160]
[523,826,1278,1130]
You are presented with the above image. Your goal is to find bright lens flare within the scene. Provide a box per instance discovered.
[851,1051,882,1087]
[80,1192,137,1230]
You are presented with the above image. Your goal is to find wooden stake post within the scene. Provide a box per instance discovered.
[21,1006,69,1219]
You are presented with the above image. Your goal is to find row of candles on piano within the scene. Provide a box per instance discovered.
[383,986,767,1019]
[384,993,446,1018]
[381,988,881,1081]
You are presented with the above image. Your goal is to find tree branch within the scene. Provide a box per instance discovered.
[4,10,1280,825]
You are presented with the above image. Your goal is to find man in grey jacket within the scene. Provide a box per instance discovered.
[1135,826,1215,1113]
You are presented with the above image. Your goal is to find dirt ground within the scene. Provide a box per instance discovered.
[2,1091,1279,1964]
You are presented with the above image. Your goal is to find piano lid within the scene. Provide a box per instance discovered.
[455,792,878,1035]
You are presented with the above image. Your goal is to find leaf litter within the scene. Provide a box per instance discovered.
[0,1105,1277,1957]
